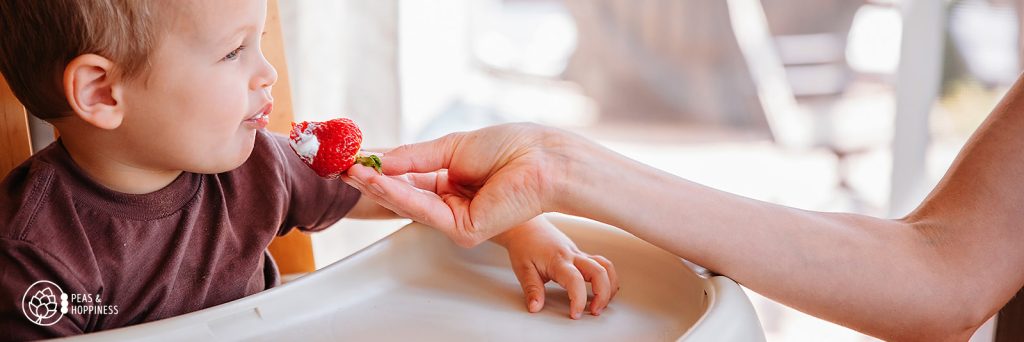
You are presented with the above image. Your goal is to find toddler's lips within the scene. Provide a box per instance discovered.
[244,103,273,129]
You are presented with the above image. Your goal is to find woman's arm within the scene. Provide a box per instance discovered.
[560,78,1024,340]
[345,76,1024,339]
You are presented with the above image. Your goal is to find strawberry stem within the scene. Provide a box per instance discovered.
[355,154,383,174]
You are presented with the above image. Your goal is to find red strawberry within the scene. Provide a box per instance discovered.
[289,118,382,179]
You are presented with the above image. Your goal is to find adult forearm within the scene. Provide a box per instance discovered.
[557,142,978,340]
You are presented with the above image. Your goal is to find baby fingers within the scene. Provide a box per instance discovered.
[590,255,619,300]
[575,256,613,316]
[511,261,547,313]
[551,262,587,319]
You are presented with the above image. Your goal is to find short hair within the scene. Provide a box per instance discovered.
[0,0,162,120]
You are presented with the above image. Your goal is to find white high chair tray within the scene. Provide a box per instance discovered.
[65,215,764,341]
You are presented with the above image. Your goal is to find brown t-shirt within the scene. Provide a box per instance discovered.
[0,130,361,339]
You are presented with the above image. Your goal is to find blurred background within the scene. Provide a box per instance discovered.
[275,0,1020,340]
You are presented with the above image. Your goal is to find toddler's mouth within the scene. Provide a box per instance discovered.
[248,103,273,120]
[244,103,273,129]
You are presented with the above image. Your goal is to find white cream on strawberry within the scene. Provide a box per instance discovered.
[289,124,320,163]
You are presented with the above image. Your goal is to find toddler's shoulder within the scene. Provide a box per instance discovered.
[240,128,324,180]
[251,129,292,164]
[0,142,67,240]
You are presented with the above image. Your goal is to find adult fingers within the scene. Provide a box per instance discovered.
[346,164,457,232]
[401,172,441,193]
[380,133,461,175]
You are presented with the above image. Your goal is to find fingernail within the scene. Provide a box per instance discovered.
[370,183,385,196]
[528,299,540,312]
[570,312,580,320]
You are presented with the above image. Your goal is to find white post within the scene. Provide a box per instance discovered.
[278,0,402,148]
[889,0,944,218]
[277,0,406,267]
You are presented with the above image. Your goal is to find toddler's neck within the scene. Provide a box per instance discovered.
[58,131,184,195]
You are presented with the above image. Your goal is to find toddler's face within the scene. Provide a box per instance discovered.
[118,0,277,174]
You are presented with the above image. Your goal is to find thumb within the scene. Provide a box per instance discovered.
[381,133,461,175]
[467,172,545,239]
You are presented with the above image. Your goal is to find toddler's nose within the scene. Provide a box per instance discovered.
[262,87,274,102]
[251,55,278,91]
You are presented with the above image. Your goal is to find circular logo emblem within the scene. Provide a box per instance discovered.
[21,281,67,326]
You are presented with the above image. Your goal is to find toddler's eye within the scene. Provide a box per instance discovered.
[222,45,246,62]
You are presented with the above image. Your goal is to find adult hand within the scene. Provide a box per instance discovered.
[342,123,586,247]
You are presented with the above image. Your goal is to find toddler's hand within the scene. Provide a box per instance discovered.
[495,217,619,319]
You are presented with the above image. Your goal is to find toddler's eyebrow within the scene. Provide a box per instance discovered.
[218,24,258,46]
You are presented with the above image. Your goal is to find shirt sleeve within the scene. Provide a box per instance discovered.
[0,239,91,339]
[262,131,362,235]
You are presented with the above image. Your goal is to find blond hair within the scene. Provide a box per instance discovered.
[0,0,162,120]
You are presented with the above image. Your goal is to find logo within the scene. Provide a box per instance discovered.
[21,280,67,326]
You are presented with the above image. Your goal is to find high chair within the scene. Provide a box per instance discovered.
[63,215,766,341]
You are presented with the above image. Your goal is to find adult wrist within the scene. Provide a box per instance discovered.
[545,130,616,219]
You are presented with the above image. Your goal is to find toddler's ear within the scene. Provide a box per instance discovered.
[63,54,124,130]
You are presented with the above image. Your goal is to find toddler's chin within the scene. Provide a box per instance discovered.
[188,157,249,175]
[186,141,256,174]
